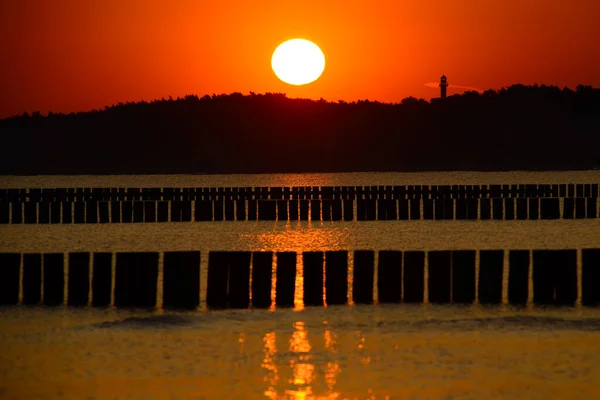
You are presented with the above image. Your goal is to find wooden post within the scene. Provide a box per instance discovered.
[0,253,20,305]
[325,251,348,305]
[277,200,288,221]
[43,253,64,306]
[582,249,600,306]
[478,250,503,304]
[403,251,425,303]
[276,252,296,307]
[227,252,251,309]
[377,251,402,303]
[207,252,228,309]
[163,251,200,309]
[121,201,133,223]
[24,202,37,224]
[303,252,324,306]
[353,251,374,304]
[504,198,515,220]
[428,251,451,303]
[115,252,159,308]
[23,253,42,305]
[236,200,247,221]
[259,200,277,221]
[563,198,575,219]
[508,250,529,305]
[575,198,586,219]
[38,202,50,224]
[409,199,420,220]
[194,200,212,221]
[423,199,434,220]
[533,250,576,305]
[251,252,272,309]
[587,198,597,218]
[331,199,342,221]
[92,253,112,307]
[133,201,144,223]
[213,200,224,221]
[310,200,321,221]
[480,199,491,220]
[225,200,235,221]
[68,252,90,306]
[540,198,560,219]
[451,250,475,303]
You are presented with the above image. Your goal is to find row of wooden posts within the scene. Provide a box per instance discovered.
[1,183,599,203]
[1,249,599,308]
[1,197,598,224]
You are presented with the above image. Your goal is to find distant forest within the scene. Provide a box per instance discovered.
[1,84,599,175]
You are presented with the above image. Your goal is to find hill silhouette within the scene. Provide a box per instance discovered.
[1,84,599,175]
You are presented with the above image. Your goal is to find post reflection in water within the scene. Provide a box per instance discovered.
[262,322,342,399]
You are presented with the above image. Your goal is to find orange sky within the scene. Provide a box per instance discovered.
[1,0,599,118]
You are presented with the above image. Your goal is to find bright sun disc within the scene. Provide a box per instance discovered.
[271,39,325,86]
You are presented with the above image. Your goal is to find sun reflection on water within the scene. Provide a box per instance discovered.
[261,321,343,399]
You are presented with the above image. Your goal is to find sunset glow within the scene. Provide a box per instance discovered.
[1,0,599,117]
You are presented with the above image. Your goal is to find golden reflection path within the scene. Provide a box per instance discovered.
[262,322,343,399]
[252,224,352,311]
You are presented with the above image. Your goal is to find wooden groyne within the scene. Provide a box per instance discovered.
[1,184,599,203]
[1,249,599,309]
[1,197,598,223]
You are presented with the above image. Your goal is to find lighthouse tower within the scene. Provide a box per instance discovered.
[440,75,448,99]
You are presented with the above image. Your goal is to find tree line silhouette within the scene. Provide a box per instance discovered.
[1,84,599,175]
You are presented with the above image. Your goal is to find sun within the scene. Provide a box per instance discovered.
[271,39,325,86]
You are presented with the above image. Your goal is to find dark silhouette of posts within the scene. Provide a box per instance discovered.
[492,199,503,220]
[115,252,159,308]
[480,199,491,220]
[288,200,299,221]
[276,252,296,307]
[299,200,309,220]
[504,199,515,220]
[277,200,288,221]
[236,200,247,221]
[428,251,451,303]
[143,201,156,222]
[207,252,228,308]
[532,250,576,305]
[42,253,64,306]
[478,250,503,304]
[516,199,527,220]
[251,252,272,308]
[563,198,574,219]
[325,251,348,305]
[163,251,200,309]
[377,251,402,303]
[353,251,374,304]
[23,253,42,305]
[575,198,586,219]
[331,199,342,221]
[227,252,251,308]
[582,249,600,306]
[409,199,420,220]
[310,200,321,221]
[11,202,23,223]
[213,200,224,221]
[225,200,235,221]
[343,200,353,221]
[0,202,9,224]
[508,250,529,305]
[303,252,324,306]
[206,252,251,309]
[0,253,20,305]
[587,198,597,218]
[24,202,36,224]
[451,250,475,303]
[540,198,560,219]
[68,252,90,306]
[122,201,133,223]
[38,202,49,223]
[403,251,425,303]
[92,253,112,306]
[194,201,212,221]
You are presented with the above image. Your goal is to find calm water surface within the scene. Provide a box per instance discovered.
[1,172,600,399]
